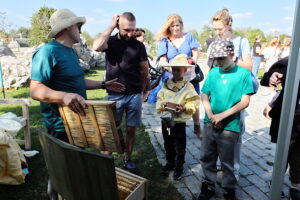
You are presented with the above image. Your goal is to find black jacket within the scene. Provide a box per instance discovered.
[261,57,300,143]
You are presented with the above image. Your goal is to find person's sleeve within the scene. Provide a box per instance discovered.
[156,38,168,58]
[188,32,200,49]
[156,89,165,114]
[30,48,56,84]
[138,42,148,62]
[201,70,212,95]
[241,38,251,56]
[242,71,254,95]
[184,83,200,115]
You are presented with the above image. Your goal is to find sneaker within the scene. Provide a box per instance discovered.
[173,167,183,180]
[197,182,215,200]
[123,159,137,172]
[223,188,237,200]
[161,163,174,174]
[290,188,300,200]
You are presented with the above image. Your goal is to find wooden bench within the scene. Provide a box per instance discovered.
[0,98,31,150]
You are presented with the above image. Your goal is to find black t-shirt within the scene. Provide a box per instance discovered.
[252,41,262,57]
[105,34,148,94]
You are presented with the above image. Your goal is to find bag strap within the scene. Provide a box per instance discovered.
[167,37,180,54]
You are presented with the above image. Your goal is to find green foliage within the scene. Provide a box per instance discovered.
[199,25,215,51]
[247,29,266,47]
[81,31,94,48]
[29,7,56,46]
[15,26,30,38]
[144,28,156,56]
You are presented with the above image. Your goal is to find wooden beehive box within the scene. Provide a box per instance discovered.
[59,100,124,153]
[116,168,148,200]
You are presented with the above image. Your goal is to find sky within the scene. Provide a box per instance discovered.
[0,0,297,37]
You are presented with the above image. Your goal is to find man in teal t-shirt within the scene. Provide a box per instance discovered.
[197,38,253,200]
[30,9,125,142]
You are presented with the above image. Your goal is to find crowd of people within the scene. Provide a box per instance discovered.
[29,7,299,200]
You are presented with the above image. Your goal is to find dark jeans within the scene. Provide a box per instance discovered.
[200,123,239,189]
[288,140,300,184]
[161,121,186,169]
[47,129,69,143]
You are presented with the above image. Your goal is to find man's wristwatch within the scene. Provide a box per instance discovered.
[101,81,106,89]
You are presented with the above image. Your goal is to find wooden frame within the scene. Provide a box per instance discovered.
[39,131,148,200]
[0,98,31,150]
[59,100,124,153]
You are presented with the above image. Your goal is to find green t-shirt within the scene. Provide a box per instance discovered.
[31,40,86,132]
[201,65,253,133]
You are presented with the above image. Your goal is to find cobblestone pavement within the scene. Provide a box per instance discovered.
[142,85,291,200]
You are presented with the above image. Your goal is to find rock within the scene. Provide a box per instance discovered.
[73,38,105,71]
[0,44,15,57]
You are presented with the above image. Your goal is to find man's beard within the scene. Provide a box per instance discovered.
[119,33,130,41]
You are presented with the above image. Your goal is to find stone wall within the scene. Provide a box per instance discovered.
[0,38,105,89]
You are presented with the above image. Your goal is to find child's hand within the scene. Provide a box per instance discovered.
[175,104,185,113]
[210,113,225,126]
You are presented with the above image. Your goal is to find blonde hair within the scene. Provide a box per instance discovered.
[211,8,233,27]
[282,36,291,48]
[155,14,183,41]
[269,37,280,47]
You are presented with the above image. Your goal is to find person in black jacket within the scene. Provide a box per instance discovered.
[261,56,300,200]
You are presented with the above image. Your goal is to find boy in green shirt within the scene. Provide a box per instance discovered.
[198,38,253,200]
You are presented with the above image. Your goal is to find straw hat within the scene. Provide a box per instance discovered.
[48,9,86,38]
[163,54,193,68]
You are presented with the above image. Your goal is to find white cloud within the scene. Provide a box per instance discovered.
[105,0,128,2]
[283,6,294,11]
[266,28,281,36]
[94,8,112,17]
[86,16,110,25]
[232,12,253,19]
[283,16,294,22]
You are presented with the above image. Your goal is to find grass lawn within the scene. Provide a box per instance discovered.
[0,66,183,200]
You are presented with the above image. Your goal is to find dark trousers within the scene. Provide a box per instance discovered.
[288,140,300,184]
[161,121,186,169]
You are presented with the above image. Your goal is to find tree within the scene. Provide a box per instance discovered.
[0,12,12,38]
[16,27,30,38]
[144,28,156,56]
[81,31,94,48]
[199,25,215,51]
[29,7,56,45]
[247,29,266,47]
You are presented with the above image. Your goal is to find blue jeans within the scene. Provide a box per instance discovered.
[200,123,240,189]
[108,93,142,127]
[252,56,261,79]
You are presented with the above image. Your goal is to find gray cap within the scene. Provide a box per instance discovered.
[209,38,235,58]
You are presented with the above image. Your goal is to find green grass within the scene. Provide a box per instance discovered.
[0,66,183,200]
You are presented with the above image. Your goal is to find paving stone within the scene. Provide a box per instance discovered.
[240,164,254,176]
[188,163,203,181]
[239,177,252,187]
[185,151,199,165]
[176,186,194,200]
[236,186,253,200]
[246,174,269,193]
[187,144,201,158]
[183,175,201,195]
[244,185,269,200]
[240,156,255,166]
[255,158,273,172]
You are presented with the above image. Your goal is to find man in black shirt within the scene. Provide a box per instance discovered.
[93,12,150,172]
[252,35,263,79]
